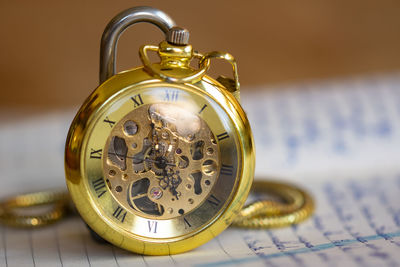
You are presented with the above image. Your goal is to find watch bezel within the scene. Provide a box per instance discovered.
[65,67,255,255]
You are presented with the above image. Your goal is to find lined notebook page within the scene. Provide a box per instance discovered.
[242,74,400,178]
[0,73,400,266]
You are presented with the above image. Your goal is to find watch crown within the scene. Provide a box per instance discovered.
[167,27,190,45]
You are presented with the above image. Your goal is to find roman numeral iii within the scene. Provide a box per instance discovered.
[220,164,233,176]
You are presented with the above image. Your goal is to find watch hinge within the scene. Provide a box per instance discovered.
[217,76,240,102]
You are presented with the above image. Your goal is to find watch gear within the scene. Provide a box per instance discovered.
[104,103,219,219]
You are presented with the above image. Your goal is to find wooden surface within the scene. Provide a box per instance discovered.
[1,0,400,111]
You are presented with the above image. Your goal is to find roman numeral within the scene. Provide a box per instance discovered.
[207,194,221,207]
[198,104,208,114]
[92,178,106,198]
[112,206,127,222]
[131,94,144,107]
[164,90,179,102]
[184,218,192,229]
[147,220,158,233]
[216,132,229,141]
[103,116,115,128]
[90,148,102,159]
[220,164,234,176]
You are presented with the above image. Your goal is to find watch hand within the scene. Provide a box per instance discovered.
[161,169,181,200]
[108,152,176,166]
[108,151,145,161]
[171,186,179,200]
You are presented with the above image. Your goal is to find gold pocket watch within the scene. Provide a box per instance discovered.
[0,6,314,256]
[65,6,255,255]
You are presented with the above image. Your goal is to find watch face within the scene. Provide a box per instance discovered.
[82,83,241,240]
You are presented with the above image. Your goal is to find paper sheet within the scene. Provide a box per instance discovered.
[1,73,400,266]
[241,74,400,178]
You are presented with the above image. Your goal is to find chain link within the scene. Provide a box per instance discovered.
[232,180,314,228]
[0,190,70,228]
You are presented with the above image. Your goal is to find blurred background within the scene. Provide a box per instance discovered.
[1,0,400,116]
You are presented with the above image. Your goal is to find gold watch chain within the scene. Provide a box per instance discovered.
[0,181,313,229]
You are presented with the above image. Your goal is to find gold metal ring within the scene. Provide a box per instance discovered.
[139,45,211,83]
[0,190,70,228]
[199,51,240,91]
[232,180,315,228]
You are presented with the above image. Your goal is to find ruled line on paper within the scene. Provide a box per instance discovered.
[1,227,7,267]
[54,228,63,267]
[28,231,35,267]
[198,231,400,267]
[196,173,400,267]
[215,236,234,263]
[110,247,120,267]
[82,232,91,267]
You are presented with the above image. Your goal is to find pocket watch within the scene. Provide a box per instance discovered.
[0,6,313,256]
[64,6,255,255]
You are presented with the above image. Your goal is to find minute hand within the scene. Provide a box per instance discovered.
[108,152,176,166]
